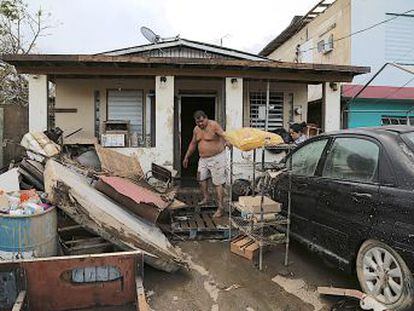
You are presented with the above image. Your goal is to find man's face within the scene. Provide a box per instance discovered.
[195,116,208,129]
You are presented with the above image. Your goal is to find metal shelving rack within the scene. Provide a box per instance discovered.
[228,143,294,270]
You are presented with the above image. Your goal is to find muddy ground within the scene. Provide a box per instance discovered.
[144,240,360,311]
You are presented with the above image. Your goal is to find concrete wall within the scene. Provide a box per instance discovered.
[351,0,414,86]
[28,75,48,132]
[55,77,155,140]
[267,0,351,65]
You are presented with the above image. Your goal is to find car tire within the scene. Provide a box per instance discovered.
[356,240,414,311]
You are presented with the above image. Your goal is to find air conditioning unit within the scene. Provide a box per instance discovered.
[323,34,334,54]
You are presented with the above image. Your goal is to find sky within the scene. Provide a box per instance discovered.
[27,0,316,55]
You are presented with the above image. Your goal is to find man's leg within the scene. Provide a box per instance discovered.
[210,156,226,218]
[199,179,209,205]
[197,159,210,205]
[213,184,224,217]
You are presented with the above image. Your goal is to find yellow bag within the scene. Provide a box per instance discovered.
[224,128,284,151]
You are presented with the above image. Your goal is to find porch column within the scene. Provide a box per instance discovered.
[28,75,48,132]
[155,75,174,167]
[322,82,341,132]
[225,77,243,130]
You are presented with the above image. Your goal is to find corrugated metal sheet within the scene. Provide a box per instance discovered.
[107,90,143,135]
[131,46,235,59]
[249,92,284,130]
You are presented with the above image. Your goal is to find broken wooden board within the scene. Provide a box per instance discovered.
[95,176,170,224]
[44,159,184,272]
[95,143,144,181]
[0,251,144,311]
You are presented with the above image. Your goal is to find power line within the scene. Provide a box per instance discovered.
[300,8,414,53]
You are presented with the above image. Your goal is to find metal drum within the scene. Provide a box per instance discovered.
[0,207,57,260]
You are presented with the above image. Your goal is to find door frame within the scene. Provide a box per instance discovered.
[174,94,218,176]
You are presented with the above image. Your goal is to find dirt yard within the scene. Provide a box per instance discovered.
[145,240,360,311]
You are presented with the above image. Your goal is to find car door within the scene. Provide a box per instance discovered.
[274,138,329,241]
[313,136,381,263]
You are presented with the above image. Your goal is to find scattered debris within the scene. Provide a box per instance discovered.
[318,287,389,311]
[75,149,101,170]
[0,168,20,192]
[224,283,242,291]
[44,159,184,272]
[272,275,325,311]
[95,176,172,224]
[95,143,144,181]
[0,189,52,216]
[20,132,61,161]
[19,159,45,190]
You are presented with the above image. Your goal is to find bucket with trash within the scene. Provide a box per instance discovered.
[0,189,58,260]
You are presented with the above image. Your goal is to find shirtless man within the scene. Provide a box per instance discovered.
[183,110,228,218]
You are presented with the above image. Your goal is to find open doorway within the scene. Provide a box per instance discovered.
[180,96,216,184]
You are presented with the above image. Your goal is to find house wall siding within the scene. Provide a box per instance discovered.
[348,99,414,128]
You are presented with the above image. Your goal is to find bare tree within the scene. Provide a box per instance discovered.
[0,0,53,105]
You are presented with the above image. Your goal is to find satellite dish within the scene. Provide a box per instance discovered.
[140,26,161,44]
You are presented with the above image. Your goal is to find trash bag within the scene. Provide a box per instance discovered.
[224,127,284,151]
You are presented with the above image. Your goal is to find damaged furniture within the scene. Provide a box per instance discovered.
[0,251,147,311]
[44,159,184,272]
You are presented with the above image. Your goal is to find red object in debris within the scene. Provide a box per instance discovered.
[95,176,170,223]
[19,189,39,202]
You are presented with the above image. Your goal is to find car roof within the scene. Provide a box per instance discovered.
[322,126,414,139]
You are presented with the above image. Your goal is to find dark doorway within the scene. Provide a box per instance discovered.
[180,96,216,183]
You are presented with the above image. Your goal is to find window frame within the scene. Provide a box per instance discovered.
[105,88,155,147]
[319,135,382,185]
[285,136,331,177]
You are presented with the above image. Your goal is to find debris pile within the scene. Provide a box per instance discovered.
[0,189,52,216]
[0,128,186,273]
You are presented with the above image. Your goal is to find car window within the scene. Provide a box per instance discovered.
[289,139,328,176]
[322,138,379,182]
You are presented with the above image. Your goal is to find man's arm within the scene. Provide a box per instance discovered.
[213,121,232,148]
[183,129,197,168]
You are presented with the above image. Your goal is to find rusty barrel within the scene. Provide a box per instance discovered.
[0,207,58,260]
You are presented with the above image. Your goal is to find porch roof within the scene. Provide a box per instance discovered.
[1,54,370,83]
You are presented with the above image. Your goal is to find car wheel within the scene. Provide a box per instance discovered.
[356,240,414,311]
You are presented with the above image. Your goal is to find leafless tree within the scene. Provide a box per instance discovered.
[0,0,53,105]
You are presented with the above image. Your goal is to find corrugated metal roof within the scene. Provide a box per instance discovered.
[99,38,268,61]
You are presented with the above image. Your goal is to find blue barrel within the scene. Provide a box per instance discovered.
[0,207,57,260]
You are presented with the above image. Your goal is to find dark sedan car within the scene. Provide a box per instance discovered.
[272,126,414,311]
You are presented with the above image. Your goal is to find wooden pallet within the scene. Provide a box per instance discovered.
[168,211,231,240]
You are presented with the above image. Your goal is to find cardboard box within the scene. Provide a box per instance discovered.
[237,196,281,214]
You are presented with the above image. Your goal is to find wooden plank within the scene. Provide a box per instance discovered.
[194,214,206,229]
[188,219,197,229]
[180,220,189,230]
[12,291,26,311]
[201,213,216,229]
[135,276,150,311]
